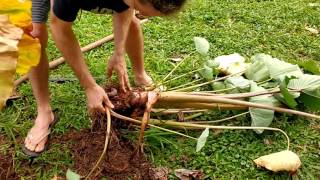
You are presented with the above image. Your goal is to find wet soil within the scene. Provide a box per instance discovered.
[0,136,19,180]
[52,87,164,179]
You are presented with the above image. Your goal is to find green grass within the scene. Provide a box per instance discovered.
[1,0,320,179]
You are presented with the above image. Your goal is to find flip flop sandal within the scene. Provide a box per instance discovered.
[22,111,59,158]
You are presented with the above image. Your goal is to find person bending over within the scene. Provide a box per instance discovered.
[23,0,186,157]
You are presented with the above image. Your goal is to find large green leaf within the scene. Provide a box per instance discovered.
[279,84,298,109]
[245,54,270,82]
[246,53,303,82]
[194,37,210,56]
[213,53,248,75]
[196,128,209,152]
[249,82,279,134]
[287,74,320,92]
[299,89,320,111]
[225,76,251,93]
[264,57,303,81]
[199,65,213,81]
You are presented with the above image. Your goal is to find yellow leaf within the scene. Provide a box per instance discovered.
[254,150,301,173]
[0,0,32,29]
[0,15,22,110]
[16,34,41,75]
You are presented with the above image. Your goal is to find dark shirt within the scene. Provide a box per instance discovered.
[53,0,130,22]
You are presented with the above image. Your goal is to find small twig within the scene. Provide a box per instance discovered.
[86,107,112,180]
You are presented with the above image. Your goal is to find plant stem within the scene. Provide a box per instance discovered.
[190,111,249,124]
[110,110,197,140]
[217,89,301,99]
[160,53,192,83]
[161,67,205,85]
[155,102,247,110]
[86,107,112,180]
[171,71,244,92]
[152,108,207,114]
[168,78,203,91]
[158,92,320,119]
[153,120,290,150]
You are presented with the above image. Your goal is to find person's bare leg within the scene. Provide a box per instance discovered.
[125,16,152,86]
[24,23,54,152]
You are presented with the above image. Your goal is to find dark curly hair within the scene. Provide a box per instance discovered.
[139,0,186,15]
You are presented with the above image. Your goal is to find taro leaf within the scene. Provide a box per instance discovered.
[225,76,251,93]
[287,74,320,92]
[249,82,278,134]
[298,92,320,111]
[199,65,213,81]
[193,37,210,56]
[196,128,209,152]
[211,81,226,91]
[213,53,247,75]
[206,59,219,68]
[245,54,270,82]
[279,84,298,109]
[66,169,80,180]
[264,56,303,81]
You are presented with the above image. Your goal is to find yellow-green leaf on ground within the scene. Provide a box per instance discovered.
[0,15,22,110]
[17,33,41,75]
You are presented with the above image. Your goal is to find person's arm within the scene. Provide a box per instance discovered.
[50,13,113,111]
[107,9,134,92]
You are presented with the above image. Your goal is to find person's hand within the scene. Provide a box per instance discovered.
[107,53,131,93]
[85,84,114,114]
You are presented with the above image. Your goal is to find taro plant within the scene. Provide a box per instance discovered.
[81,37,320,178]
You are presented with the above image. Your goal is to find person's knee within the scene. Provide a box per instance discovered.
[31,23,48,47]
[129,17,141,33]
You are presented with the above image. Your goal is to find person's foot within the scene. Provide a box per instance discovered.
[24,111,54,153]
[134,71,153,87]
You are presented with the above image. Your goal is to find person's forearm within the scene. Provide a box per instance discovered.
[112,9,134,56]
[50,19,96,89]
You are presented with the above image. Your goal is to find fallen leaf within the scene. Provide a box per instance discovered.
[170,57,183,62]
[175,169,203,180]
[305,26,319,35]
[254,150,301,173]
[149,167,169,180]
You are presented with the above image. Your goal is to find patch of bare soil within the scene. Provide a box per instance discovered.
[0,136,19,180]
[51,86,165,179]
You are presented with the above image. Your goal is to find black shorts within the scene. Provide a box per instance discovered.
[52,0,130,22]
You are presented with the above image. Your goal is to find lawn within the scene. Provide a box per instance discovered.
[1,0,320,179]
